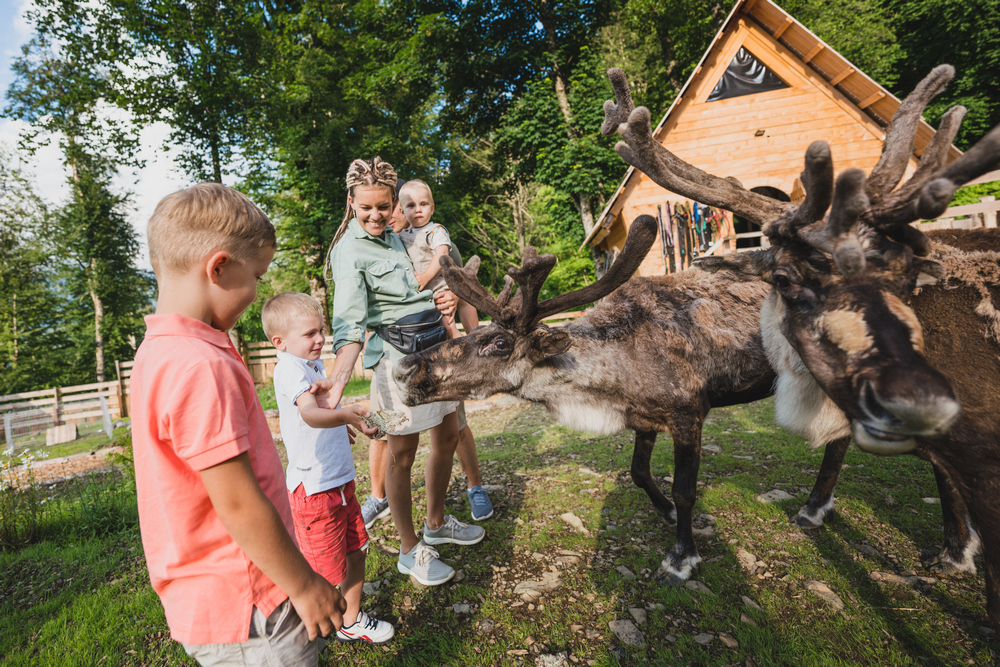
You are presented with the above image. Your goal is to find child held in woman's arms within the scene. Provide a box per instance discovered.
[131,183,345,666]
[396,179,479,338]
[262,292,394,646]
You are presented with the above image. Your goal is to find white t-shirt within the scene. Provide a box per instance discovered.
[272,351,355,494]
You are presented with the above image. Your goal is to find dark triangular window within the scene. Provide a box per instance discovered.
[707,47,789,102]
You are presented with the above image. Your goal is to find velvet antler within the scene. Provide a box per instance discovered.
[441,215,658,333]
[602,68,793,229]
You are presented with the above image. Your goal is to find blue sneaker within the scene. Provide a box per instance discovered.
[467,485,494,521]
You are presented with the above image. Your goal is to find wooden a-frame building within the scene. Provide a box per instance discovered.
[586,0,963,276]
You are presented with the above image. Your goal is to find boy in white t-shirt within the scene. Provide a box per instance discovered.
[262,291,395,645]
[397,179,479,338]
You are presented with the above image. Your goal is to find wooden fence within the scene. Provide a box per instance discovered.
[1,381,123,453]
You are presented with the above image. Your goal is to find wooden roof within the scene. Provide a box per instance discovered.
[585,0,963,248]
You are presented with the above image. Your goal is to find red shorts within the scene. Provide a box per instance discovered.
[288,480,369,586]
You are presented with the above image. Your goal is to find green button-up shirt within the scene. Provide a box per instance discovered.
[329,218,435,368]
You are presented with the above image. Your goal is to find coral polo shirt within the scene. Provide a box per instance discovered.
[132,313,294,644]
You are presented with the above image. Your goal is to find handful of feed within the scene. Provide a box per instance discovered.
[361,410,409,439]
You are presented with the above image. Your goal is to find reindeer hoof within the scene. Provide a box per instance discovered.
[656,571,687,588]
[921,550,976,578]
[655,552,702,587]
[792,511,827,529]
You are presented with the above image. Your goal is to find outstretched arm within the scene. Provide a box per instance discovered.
[200,452,346,640]
[310,342,362,409]
[296,392,378,436]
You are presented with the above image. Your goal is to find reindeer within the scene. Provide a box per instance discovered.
[600,65,1000,627]
[392,212,974,584]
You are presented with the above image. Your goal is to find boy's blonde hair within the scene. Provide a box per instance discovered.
[399,179,434,206]
[148,182,276,276]
[262,292,325,341]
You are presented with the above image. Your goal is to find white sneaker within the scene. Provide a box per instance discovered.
[397,540,455,586]
[423,514,485,546]
[336,610,395,645]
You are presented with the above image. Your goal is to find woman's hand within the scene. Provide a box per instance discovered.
[434,289,458,316]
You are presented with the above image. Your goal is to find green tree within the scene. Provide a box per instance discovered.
[0,145,70,393]
[5,6,151,383]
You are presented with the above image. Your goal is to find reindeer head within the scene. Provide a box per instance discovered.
[603,66,1000,455]
[393,215,657,406]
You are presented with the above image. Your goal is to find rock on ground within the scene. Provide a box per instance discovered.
[608,620,646,647]
[560,512,591,536]
[535,653,570,667]
[805,580,844,610]
[757,489,795,503]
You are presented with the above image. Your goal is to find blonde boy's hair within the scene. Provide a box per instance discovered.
[399,179,434,206]
[262,292,325,341]
[148,183,276,276]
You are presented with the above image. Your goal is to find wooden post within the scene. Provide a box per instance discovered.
[52,387,61,426]
[982,196,997,228]
[115,359,128,418]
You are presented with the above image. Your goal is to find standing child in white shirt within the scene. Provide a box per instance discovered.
[396,179,479,338]
[262,291,395,645]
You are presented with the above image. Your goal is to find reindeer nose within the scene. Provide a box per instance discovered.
[863,365,960,435]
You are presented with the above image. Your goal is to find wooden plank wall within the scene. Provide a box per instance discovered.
[601,12,918,273]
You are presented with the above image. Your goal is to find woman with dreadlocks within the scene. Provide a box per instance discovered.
[314,157,485,587]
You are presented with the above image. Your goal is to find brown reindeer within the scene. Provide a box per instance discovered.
[601,65,1000,626]
[392,213,973,584]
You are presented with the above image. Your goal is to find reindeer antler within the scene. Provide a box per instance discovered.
[602,68,793,228]
[776,66,1000,269]
[441,215,657,333]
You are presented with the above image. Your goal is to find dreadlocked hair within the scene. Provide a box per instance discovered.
[325,157,398,280]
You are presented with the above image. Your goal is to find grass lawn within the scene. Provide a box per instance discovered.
[2,397,997,665]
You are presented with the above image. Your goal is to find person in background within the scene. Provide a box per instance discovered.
[359,180,494,530]
[321,157,485,588]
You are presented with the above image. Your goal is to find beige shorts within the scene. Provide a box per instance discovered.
[182,599,319,666]
[371,355,457,436]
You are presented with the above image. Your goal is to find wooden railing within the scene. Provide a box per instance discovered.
[1,381,123,453]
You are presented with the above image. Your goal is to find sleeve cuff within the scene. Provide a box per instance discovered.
[186,434,252,471]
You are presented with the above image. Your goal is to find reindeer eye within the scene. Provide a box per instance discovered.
[773,273,791,290]
[480,338,510,356]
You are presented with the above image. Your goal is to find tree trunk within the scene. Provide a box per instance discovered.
[309,276,329,331]
[211,133,223,184]
[11,292,17,367]
[89,258,105,382]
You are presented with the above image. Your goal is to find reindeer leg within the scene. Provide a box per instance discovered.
[630,430,677,524]
[922,463,980,576]
[656,419,703,586]
[794,436,850,528]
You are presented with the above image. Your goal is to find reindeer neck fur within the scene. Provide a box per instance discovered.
[514,270,775,435]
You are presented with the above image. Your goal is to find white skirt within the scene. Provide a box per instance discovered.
[370,355,458,436]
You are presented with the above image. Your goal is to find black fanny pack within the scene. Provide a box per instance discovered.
[376,309,448,355]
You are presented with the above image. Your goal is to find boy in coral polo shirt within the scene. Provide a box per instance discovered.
[131,183,345,665]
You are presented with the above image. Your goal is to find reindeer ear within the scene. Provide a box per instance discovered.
[529,328,572,361]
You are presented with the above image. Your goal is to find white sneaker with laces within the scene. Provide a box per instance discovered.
[423,514,486,546]
[396,540,455,586]
[336,610,395,645]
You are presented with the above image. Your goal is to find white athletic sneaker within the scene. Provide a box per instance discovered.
[336,610,395,645]
[423,514,485,546]
[396,540,455,586]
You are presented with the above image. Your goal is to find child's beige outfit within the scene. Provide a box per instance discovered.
[398,223,453,295]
